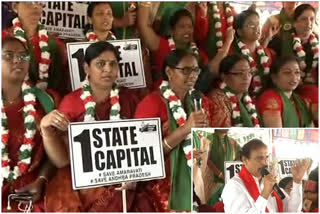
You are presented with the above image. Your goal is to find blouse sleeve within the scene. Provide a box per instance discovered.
[58,91,84,122]
[257,90,283,115]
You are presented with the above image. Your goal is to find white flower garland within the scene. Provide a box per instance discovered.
[80,78,120,122]
[237,40,270,94]
[12,17,51,90]
[210,2,234,48]
[220,82,260,127]
[1,77,37,183]
[292,33,319,83]
[168,37,199,56]
[86,30,116,42]
[159,80,193,168]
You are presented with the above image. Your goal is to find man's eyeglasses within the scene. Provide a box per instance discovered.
[174,66,201,76]
[24,2,46,7]
[253,154,270,161]
[95,60,119,70]
[2,52,30,63]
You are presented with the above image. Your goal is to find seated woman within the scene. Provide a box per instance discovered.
[85,2,153,96]
[257,55,313,127]
[207,54,260,127]
[41,42,154,212]
[268,4,318,85]
[1,37,57,212]
[135,49,212,211]
[231,9,274,96]
[84,2,117,41]
[2,2,68,95]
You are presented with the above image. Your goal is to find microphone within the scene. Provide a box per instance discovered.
[261,166,286,200]
[192,90,202,112]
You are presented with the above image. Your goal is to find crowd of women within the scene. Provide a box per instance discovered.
[1,1,318,212]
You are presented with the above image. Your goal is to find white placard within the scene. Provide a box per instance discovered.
[224,161,243,184]
[67,40,146,90]
[41,2,88,40]
[68,118,165,190]
[277,158,308,180]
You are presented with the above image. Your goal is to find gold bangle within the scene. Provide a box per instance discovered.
[163,138,173,150]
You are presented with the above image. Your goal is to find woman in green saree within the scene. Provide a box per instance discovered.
[257,55,314,127]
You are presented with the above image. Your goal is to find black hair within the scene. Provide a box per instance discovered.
[162,48,198,81]
[219,54,250,75]
[2,36,28,51]
[270,55,300,75]
[84,2,112,34]
[294,4,316,21]
[84,41,120,65]
[240,139,267,160]
[279,176,293,189]
[264,55,300,89]
[234,9,259,37]
[169,9,194,30]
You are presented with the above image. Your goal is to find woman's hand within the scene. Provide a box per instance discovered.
[225,28,235,45]
[198,2,208,18]
[122,8,137,27]
[15,177,47,202]
[292,158,312,184]
[40,110,69,138]
[185,110,209,133]
[115,182,137,191]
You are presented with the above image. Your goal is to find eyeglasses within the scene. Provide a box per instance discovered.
[253,154,270,161]
[2,52,30,63]
[174,66,201,76]
[245,23,261,30]
[228,70,254,78]
[95,60,119,70]
[23,2,46,7]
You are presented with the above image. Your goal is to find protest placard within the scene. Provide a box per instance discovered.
[41,2,87,39]
[68,118,165,190]
[67,40,146,90]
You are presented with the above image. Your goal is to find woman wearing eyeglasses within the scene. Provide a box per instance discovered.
[230,9,274,97]
[42,42,154,212]
[1,37,58,212]
[257,55,314,127]
[135,49,212,211]
[2,2,69,95]
[207,54,260,128]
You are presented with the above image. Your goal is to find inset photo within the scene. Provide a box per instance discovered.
[192,128,318,213]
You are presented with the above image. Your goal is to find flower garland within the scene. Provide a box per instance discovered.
[80,78,120,122]
[159,80,193,168]
[168,37,199,56]
[210,2,234,49]
[236,39,270,94]
[220,82,260,127]
[86,30,117,42]
[292,32,319,83]
[1,77,37,182]
[12,17,51,90]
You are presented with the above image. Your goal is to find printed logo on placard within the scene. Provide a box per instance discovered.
[139,122,157,133]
